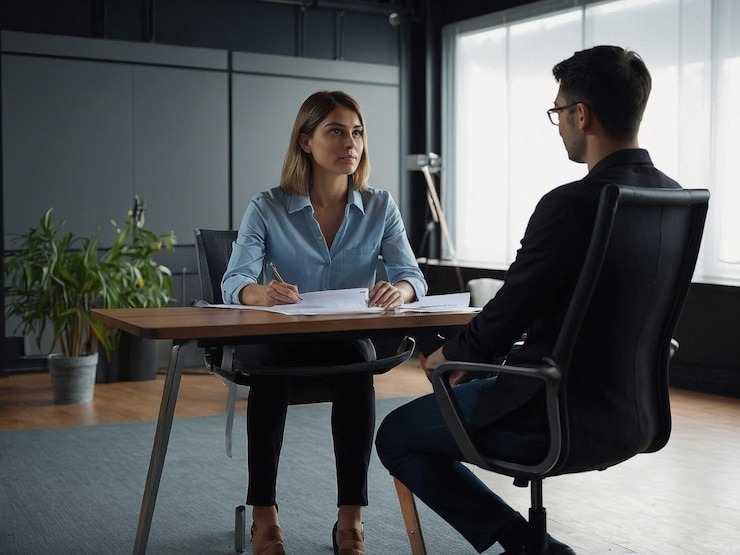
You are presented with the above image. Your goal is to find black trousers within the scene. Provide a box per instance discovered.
[236,339,376,507]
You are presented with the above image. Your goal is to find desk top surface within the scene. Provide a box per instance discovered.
[92,306,476,341]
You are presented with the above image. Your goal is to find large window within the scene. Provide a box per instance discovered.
[442,0,740,285]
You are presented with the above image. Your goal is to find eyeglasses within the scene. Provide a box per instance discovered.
[546,101,583,125]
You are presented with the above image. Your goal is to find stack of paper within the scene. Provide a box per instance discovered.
[197,288,478,316]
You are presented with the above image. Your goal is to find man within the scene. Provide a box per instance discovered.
[376,46,681,554]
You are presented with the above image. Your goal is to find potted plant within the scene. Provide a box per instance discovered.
[4,209,123,403]
[104,196,177,311]
[100,196,177,381]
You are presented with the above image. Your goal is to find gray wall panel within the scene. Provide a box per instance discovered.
[231,51,399,85]
[356,84,401,203]
[231,74,318,222]
[2,54,134,245]
[132,65,229,244]
[1,30,228,69]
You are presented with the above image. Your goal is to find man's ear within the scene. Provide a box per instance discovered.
[576,102,591,132]
[299,133,312,153]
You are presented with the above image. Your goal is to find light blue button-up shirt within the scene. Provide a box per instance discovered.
[222,186,427,304]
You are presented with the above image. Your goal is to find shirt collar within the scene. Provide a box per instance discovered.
[284,187,366,214]
[284,190,312,214]
[588,148,653,178]
[348,187,365,214]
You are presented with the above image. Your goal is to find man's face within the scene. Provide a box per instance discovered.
[554,92,586,164]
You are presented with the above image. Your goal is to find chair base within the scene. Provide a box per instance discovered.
[235,504,246,553]
[528,506,547,554]
[395,477,555,555]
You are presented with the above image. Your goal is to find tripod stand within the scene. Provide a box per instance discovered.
[413,157,464,293]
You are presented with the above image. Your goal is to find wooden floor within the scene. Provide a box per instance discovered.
[0,360,435,431]
[2,361,740,554]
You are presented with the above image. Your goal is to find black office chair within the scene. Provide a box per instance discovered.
[393,185,710,554]
[194,228,416,552]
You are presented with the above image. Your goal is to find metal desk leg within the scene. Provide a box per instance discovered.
[133,340,190,555]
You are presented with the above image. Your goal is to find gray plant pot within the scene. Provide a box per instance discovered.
[49,352,98,404]
[118,333,158,381]
[96,334,158,382]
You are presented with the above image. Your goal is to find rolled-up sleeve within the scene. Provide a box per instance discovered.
[380,195,427,300]
[221,199,268,305]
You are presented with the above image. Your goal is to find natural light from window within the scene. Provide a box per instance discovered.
[443,0,740,285]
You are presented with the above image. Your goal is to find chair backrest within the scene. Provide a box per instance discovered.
[466,278,505,308]
[550,184,709,476]
[194,228,237,305]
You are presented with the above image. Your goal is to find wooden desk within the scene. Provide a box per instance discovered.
[92,306,475,554]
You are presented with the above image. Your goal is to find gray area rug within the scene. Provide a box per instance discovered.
[0,397,503,554]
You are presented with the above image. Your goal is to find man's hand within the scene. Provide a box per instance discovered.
[447,370,474,386]
[419,348,469,386]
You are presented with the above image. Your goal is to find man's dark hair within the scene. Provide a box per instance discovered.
[552,45,651,140]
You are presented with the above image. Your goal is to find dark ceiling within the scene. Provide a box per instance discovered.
[0,0,540,37]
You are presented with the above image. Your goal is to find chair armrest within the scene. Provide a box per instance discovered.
[207,346,236,383]
[255,336,416,377]
[202,345,222,373]
[212,336,416,380]
[431,360,563,478]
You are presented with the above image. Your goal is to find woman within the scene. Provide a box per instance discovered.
[222,90,427,555]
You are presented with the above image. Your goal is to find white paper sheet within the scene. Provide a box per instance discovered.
[196,289,479,316]
[394,292,477,313]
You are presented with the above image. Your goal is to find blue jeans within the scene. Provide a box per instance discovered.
[376,377,545,553]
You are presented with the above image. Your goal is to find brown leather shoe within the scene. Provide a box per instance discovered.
[251,523,287,555]
[332,521,366,555]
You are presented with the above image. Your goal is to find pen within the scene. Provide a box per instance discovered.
[269,262,303,301]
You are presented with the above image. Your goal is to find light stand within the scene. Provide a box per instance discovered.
[407,153,464,292]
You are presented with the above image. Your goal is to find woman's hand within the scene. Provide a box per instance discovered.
[368,280,415,309]
[238,281,301,306]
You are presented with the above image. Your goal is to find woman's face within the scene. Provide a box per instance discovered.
[300,105,364,180]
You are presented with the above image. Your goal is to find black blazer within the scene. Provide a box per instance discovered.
[442,149,682,429]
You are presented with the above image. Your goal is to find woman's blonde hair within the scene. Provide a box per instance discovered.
[280,90,370,194]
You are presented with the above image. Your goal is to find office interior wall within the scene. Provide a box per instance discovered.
[1,30,401,360]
